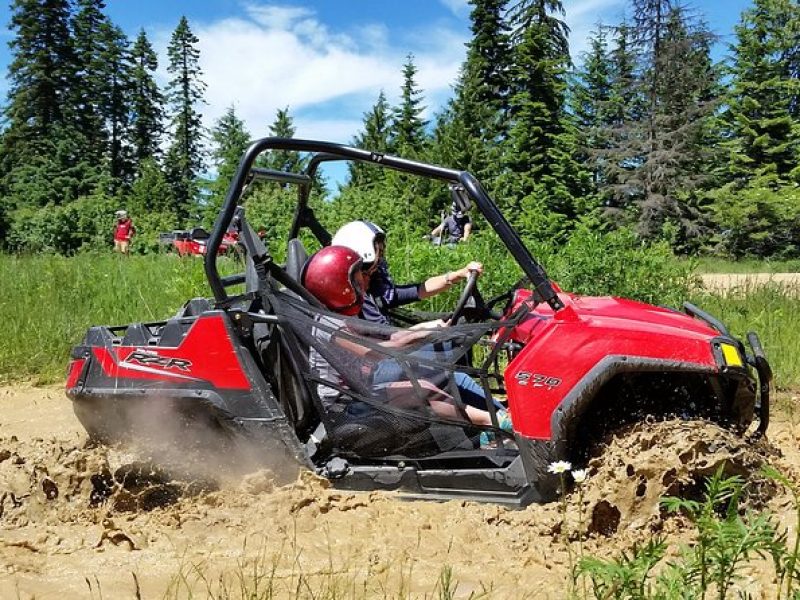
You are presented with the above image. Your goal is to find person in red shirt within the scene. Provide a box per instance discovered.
[113,210,135,254]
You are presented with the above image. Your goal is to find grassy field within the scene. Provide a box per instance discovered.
[0,252,797,387]
[689,284,800,388]
[0,253,226,383]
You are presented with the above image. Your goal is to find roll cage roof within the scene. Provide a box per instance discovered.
[204,137,564,312]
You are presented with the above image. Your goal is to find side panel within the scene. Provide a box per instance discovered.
[505,318,718,440]
[67,312,311,471]
[85,316,251,390]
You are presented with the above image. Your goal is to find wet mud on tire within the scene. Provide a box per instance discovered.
[576,419,781,536]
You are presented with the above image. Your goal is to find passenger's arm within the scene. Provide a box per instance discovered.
[330,325,427,358]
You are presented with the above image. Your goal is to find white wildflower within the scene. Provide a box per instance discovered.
[547,460,572,474]
[571,469,588,484]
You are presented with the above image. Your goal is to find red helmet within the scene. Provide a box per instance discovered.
[301,245,364,316]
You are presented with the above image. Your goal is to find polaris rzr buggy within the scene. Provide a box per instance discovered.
[66,138,772,505]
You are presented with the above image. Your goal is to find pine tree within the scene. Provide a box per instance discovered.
[501,0,590,230]
[443,0,512,181]
[264,107,304,173]
[348,91,392,186]
[70,0,109,165]
[391,54,428,155]
[629,4,719,239]
[725,0,800,182]
[595,3,720,241]
[98,21,135,186]
[164,16,207,222]
[570,25,613,189]
[207,105,250,223]
[127,158,174,214]
[130,29,164,166]
[599,21,642,217]
[1,0,76,195]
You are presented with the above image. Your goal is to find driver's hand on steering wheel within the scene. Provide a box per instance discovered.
[456,261,483,280]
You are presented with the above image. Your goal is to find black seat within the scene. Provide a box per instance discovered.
[191,227,210,240]
[158,319,186,347]
[285,238,308,284]
[121,323,153,346]
[178,297,211,317]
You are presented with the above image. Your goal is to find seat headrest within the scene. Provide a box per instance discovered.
[285,238,308,283]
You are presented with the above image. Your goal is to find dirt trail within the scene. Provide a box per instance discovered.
[1,385,799,599]
[701,272,800,293]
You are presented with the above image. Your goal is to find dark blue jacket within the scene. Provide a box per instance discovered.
[361,259,420,325]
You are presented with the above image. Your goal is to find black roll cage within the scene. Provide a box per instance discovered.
[204,137,564,312]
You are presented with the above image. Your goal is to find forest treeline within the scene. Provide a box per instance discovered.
[1,0,798,259]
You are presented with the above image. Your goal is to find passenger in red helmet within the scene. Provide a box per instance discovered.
[301,246,502,429]
[301,245,364,316]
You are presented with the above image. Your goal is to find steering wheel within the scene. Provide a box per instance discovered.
[449,270,480,326]
[484,276,530,317]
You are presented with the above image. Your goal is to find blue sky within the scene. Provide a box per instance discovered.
[0,1,753,156]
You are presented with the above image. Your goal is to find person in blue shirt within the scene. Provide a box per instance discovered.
[331,220,481,326]
[429,201,473,245]
[330,221,504,417]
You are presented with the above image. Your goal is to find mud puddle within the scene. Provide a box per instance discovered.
[1,385,799,598]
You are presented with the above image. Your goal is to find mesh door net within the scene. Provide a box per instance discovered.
[268,289,515,459]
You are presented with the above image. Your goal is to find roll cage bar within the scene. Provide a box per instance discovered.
[204,137,564,312]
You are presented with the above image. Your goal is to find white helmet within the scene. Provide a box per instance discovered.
[115,209,128,218]
[331,221,385,263]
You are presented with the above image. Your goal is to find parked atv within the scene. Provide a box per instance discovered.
[65,139,772,505]
[158,227,240,257]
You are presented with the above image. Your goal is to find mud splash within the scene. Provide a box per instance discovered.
[1,385,798,598]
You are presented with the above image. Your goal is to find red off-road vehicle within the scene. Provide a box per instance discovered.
[65,139,771,505]
[159,227,240,257]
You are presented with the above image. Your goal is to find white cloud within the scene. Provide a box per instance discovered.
[244,4,314,30]
[149,0,627,164]
[564,0,627,60]
[153,2,467,148]
[293,117,364,142]
[438,0,470,17]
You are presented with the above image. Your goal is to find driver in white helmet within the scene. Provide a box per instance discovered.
[331,220,482,326]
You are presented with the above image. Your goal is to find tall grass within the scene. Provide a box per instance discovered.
[578,468,800,600]
[0,250,797,388]
[0,253,224,383]
[690,283,800,388]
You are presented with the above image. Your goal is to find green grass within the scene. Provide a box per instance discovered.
[694,256,800,274]
[0,253,232,383]
[0,252,798,388]
[690,283,800,388]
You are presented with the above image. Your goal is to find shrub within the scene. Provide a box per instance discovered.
[6,192,117,254]
[708,178,800,258]
[129,210,180,254]
[547,223,698,307]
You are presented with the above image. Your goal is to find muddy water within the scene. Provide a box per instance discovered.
[1,385,799,599]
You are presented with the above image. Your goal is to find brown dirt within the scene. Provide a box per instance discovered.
[701,272,800,293]
[1,384,799,599]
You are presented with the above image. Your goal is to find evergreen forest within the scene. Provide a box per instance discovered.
[1,0,799,260]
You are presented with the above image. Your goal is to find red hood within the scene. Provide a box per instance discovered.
[508,288,719,344]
